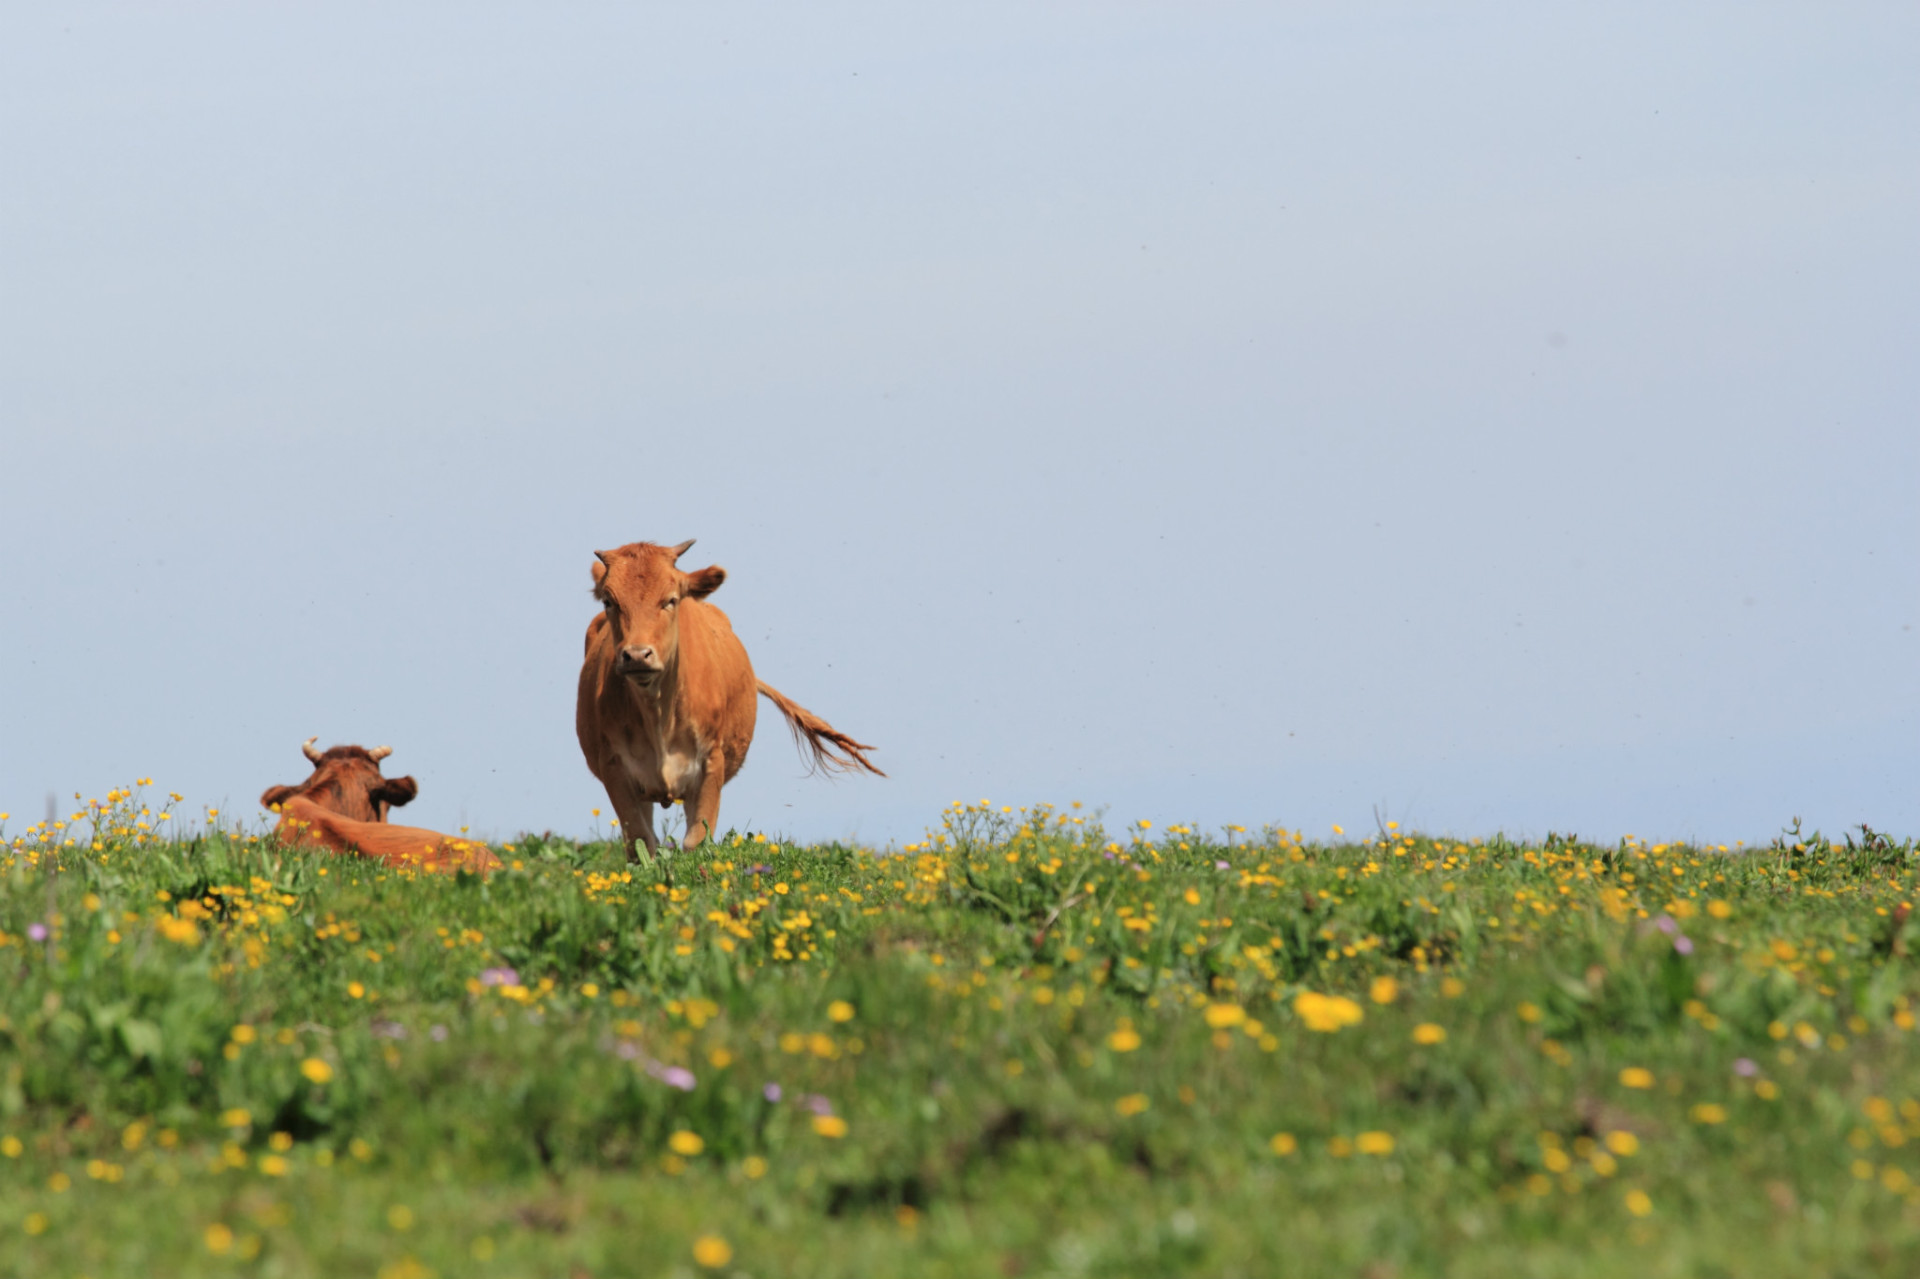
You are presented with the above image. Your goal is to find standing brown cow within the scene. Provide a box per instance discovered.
[576,539,883,861]
[260,738,418,821]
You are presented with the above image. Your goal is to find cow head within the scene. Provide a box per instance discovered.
[591,539,727,686]
[260,738,419,822]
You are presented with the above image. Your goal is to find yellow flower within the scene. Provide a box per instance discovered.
[1203,1003,1246,1029]
[386,1205,414,1231]
[1294,991,1364,1033]
[348,982,366,999]
[827,1000,855,1022]
[692,1235,734,1268]
[742,1155,769,1179]
[812,1115,849,1138]
[205,1223,235,1254]
[1356,1131,1394,1156]
[1,1135,23,1158]
[1624,1189,1653,1217]
[1107,1027,1142,1053]
[1618,1067,1654,1090]
[1706,899,1732,919]
[1605,1130,1640,1156]
[301,1058,334,1085]
[1412,1023,1446,1045]
[1115,1093,1150,1117]
[669,1130,705,1156]
[1516,1002,1542,1023]
[220,1108,252,1129]
[259,1154,289,1177]
[1268,1132,1297,1156]
[1369,976,1398,1005]
[230,1024,257,1044]
[1689,1103,1727,1125]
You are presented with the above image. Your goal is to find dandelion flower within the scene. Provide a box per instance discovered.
[812,1115,849,1138]
[1369,976,1398,1005]
[1294,991,1363,1033]
[1108,1027,1142,1052]
[827,1000,855,1022]
[1605,1130,1639,1156]
[1203,1004,1246,1029]
[1412,1023,1446,1045]
[301,1058,334,1085]
[669,1131,705,1156]
[1618,1067,1654,1090]
[1624,1189,1652,1217]
[693,1236,734,1268]
[1269,1132,1297,1156]
[1115,1093,1150,1117]
[1356,1131,1394,1156]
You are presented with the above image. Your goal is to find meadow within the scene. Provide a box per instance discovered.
[2,787,1918,1278]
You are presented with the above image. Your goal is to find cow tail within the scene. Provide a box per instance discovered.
[756,680,887,778]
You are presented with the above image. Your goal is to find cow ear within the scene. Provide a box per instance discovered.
[590,559,608,590]
[376,775,419,808]
[685,565,726,599]
[260,784,298,811]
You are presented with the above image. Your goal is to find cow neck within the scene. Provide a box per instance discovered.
[623,651,684,732]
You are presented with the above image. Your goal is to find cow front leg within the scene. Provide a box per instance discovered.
[684,748,726,850]
[601,769,659,863]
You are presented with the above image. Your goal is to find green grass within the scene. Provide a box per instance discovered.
[3,789,1919,1277]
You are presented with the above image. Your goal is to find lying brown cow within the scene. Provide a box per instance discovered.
[576,539,883,860]
[271,796,501,874]
[260,738,418,822]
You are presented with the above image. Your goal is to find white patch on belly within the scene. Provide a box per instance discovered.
[661,748,701,798]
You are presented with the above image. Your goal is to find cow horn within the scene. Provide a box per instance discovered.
[670,538,696,561]
[594,550,611,566]
[302,737,323,763]
[368,745,393,762]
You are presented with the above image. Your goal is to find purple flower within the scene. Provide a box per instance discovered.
[1733,1057,1759,1078]
[649,1063,696,1092]
[1673,935,1694,956]
[615,1041,643,1061]
[430,1025,449,1043]
[750,865,771,875]
[1215,860,1230,870]
[371,1019,406,1040]
[26,923,48,942]
[803,1094,834,1117]
[763,1083,783,1103]
[479,967,520,988]
[1652,915,1677,936]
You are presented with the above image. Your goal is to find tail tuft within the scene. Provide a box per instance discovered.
[756,680,886,778]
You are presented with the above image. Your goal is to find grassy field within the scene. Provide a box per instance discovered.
[2,787,1919,1278]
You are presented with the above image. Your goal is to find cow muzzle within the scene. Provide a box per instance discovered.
[615,645,664,681]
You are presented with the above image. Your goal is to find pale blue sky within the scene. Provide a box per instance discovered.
[3,3,1915,846]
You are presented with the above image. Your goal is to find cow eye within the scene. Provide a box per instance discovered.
[662,598,678,611]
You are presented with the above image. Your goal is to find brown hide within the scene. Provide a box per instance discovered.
[272,796,500,874]
[575,540,882,861]
[259,741,418,822]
